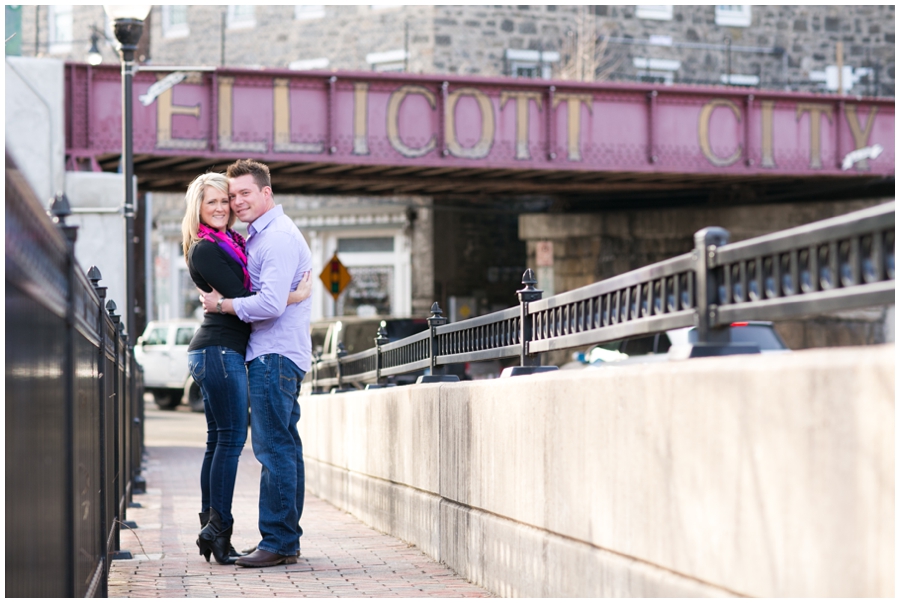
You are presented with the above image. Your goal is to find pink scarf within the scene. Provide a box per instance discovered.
[197,223,251,291]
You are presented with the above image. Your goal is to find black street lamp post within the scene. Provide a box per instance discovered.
[104,5,150,345]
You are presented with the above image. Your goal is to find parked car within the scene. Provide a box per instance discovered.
[133,319,203,411]
[566,321,789,369]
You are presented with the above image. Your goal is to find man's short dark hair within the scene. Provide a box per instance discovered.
[226,158,272,192]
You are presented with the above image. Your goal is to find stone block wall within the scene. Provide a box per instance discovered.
[300,345,895,597]
[147,5,437,72]
[18,5,894,95]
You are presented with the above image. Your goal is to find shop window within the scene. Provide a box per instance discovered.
[715,5,752,27]
[337,266,393,317]
[635,5,673,21]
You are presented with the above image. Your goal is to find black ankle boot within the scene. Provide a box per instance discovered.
[197,512,211,561]
[197,508,238,565]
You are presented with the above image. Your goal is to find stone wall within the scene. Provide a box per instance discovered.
[300,345,895,597]
[18,5,894,95]
[147,5,437,72]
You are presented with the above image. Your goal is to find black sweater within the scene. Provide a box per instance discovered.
[187,239,252,355]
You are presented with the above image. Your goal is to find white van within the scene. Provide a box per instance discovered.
[133,319,202,411]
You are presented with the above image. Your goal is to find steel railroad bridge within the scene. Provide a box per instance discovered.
[65,64,894,200]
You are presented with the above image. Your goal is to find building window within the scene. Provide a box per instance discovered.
[338,237,395,253]
[635,5,673,21]
[48,5,73,53]
[366,48,408,72]
[715,5,752,27]
[633,57,680,85]
[371,4,404,12]
[505,49,560,79]
[161,5,189,39]
[295,5,325,21]
[227,6,256,30]
[720,73,759,86]
[289,57,330,71]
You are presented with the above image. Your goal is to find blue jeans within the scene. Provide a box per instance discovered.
[188,347,248,529]
[248,354,306,556]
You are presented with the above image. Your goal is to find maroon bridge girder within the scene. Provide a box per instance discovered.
[65,63,895,196]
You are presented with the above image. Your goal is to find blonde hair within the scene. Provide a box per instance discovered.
[181,172,233,259]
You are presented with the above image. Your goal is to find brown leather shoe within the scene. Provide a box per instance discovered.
[235,548,298,568]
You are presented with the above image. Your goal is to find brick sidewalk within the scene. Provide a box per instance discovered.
[108,406,492,598]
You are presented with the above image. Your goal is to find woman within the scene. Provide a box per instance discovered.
[181,173,310,564]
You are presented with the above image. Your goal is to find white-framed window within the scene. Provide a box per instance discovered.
[720,73,759,86]
[505,49,560,79]
[289,57,330,71]
[295,5,325,21]
[366,48,408,72]
[161,5,189,39]
[715,5,752,27]
[633,57,680,85]
[227,6,256,30]
[635,5,673,21]
[48,5,73,53]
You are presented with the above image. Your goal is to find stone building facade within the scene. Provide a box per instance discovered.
[10,5,894,344]
[16,5,893,95]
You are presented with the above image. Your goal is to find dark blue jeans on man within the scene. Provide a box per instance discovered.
[188,346,249,529]
[247,353,306,556]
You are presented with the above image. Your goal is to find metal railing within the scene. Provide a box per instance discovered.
[5,151,144,598]
[309,201,894,392]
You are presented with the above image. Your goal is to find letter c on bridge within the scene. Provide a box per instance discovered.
[387,85,437,158]
[698,99,742,167]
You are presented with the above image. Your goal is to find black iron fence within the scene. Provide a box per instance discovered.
[309,201,894,392]
[6,152,144,597]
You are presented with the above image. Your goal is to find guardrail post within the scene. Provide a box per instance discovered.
[427,302,447,372]
[335,342,347,391]
[50,193,78,596]
[502,269,558,377]
[106,301,133,560]
[416,302,459,383]
[311,350,322,393]
[373,325,389,386]
[680,227,760,358]
[88,267,110,597]
[517,268,543,367]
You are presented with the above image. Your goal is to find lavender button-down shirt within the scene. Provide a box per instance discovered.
[233,205,312,372]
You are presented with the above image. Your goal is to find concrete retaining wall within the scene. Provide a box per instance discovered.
[299,345,894,597]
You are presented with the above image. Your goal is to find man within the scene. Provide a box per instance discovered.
[201,159,311,567]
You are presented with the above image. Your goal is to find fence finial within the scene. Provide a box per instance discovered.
[87,266,102,286]
[49,192,71,224]
[375,325,389,347]
[517,268,543,303]
[106,299,119,321]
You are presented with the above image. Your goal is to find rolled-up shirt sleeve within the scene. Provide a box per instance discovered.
[232,232,300,322]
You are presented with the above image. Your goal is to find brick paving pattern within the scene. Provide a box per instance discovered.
[109,406,492,598]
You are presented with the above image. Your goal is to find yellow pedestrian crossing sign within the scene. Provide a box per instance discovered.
[319,253,352,301]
